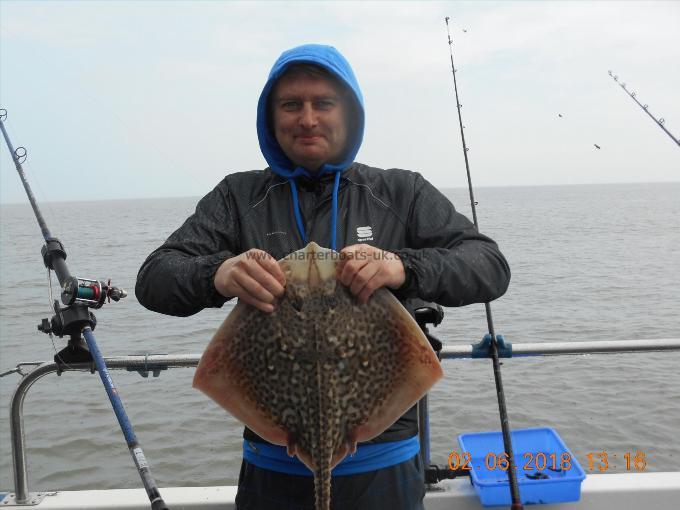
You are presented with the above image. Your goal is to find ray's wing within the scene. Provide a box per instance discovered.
[331,288,443,443]
[193,301,293,446]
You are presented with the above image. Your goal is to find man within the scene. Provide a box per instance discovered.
[136,44,510,509]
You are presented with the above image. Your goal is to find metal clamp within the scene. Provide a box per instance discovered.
[126,353,169,378]
[471,333,512,358]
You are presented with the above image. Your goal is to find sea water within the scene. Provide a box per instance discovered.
[1,182,678,491]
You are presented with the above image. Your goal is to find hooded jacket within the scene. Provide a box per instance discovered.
[136,44,510,472]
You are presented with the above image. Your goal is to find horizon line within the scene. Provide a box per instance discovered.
[1,179,679,206]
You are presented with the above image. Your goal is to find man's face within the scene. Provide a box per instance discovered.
[272,72,348,172]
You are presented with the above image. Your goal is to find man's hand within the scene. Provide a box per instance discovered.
[214,249,286,313]
[336,244,405,304]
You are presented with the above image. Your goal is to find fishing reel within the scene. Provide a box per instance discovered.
[41,238,127,309]
[37,237,127,364]
[38,276,127,334]
[60,276,128,309]
[38,279,127,365]
[38,276,128,338]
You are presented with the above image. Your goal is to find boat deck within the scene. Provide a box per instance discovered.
[2,472,679,509]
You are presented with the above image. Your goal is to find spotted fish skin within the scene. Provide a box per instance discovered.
[193,243,443,510]
[232,276,407,508]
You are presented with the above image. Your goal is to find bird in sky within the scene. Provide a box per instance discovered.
[594,144,601,149]
[558,113,563,118]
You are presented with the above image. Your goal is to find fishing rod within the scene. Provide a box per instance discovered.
[0,109,169,510]
[608,70,680,148]
[444,17,524,510]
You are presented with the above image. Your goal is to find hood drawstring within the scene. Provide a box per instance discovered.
[288,177,307,245]
[330,171,341,251]
[287,170,342,252]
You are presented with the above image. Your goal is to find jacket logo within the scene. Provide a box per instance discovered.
[357,226,373,241]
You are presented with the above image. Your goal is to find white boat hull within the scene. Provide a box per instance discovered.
[3,472,678,509]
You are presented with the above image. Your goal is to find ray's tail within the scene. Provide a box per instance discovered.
[314,466,332,510]
[312,321,334,510]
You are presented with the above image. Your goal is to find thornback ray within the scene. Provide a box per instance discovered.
[193,242,443,510]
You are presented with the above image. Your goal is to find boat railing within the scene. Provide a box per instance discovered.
[6,338,680,505]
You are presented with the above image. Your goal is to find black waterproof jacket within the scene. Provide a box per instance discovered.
[136,162,511,442]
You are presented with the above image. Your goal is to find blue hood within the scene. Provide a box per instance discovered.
[256,44,365,179]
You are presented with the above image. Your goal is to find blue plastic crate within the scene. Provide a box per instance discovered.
[457,427,585,506]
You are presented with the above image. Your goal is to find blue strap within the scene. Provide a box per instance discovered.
[330,171,341,251]
[288,178,307,245]
[288,170,343,250]
[243,436,420,477]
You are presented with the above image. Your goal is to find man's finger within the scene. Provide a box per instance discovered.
[247,258,285,298]
[238,252,285,298]
[349,263,380,299]
[234,270,278,305]
[232,279,275,313]
[337,254,369,287]
[255,251,287,289]
[357,284,376,305]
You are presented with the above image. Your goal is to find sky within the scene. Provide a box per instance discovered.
[0,1,678,204]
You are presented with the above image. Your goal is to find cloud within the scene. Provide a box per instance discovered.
[1,1,678,204]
